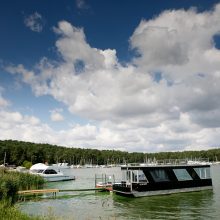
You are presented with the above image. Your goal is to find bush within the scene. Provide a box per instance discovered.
[22,161,33,169]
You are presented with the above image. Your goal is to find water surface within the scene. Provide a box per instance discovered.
[18,165,220,219]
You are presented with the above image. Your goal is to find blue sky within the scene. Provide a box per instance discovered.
[1,0,220,152]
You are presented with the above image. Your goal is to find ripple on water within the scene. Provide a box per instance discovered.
[18,166,220,220]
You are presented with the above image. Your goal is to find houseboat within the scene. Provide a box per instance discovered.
[112,159,213,197]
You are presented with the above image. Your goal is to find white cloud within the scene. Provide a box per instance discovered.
[50,109,64,122]
[0,87,10,108]
[4,4,220,152]
[76,0,89,10]
[53,21,105,68]
[130,6,220,70]
[24,12,44,32]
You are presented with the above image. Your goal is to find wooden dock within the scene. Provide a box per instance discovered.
[18,187,110,199]
[18,173,113,199]
[18,189,59,196]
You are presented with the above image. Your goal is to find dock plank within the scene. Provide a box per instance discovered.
[18,189,59,195]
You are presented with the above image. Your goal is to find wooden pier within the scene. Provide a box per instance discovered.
[18,189,59,198]
[18,187,111,199]
[18,174,114,200]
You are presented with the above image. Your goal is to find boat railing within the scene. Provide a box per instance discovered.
[124,158,211,167]
[95,174,115,186]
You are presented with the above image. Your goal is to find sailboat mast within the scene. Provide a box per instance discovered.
[3,152,6,166]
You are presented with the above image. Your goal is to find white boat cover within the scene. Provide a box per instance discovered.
[30,163,48,170]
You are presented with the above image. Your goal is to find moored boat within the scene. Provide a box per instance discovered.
[52,162,70,169]
[29,163,75,182]
[113,159,213,197]
[95,174,115,191]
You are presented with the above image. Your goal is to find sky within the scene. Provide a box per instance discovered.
[1,0,220,153]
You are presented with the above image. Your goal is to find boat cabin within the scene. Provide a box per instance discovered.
[113,161,212,197]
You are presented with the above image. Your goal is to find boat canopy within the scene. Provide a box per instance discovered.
[30,163,48,171]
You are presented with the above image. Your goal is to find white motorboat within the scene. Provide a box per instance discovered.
[29,163,75,182]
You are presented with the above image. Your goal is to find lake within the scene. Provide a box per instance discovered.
[18,165,220,219]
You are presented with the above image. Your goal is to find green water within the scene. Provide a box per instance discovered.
[18,165,220,219]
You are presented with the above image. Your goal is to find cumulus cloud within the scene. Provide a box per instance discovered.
[24,12,44,32]
[53,21,105,68]
[130,6,220,70]
[0,87,10,108]
[0,107,122,150]
[50,109,64,122]
[4,4,220,151]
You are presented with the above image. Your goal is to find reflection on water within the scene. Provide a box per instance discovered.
[113,190,216,219]
[18,165,220,220]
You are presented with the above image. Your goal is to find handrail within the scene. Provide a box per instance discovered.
[124,158,211,167]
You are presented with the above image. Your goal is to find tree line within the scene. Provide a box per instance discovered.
[0,140,220,166]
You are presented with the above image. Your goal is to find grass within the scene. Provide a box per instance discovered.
[0,168,45,204]
[0,168,70,219]
[0,167,47,219]
[0,200,63,220]
[0,200,41,220]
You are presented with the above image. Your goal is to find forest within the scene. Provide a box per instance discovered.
[0,140,220,166]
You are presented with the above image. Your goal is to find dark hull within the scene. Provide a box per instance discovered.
[113,185,213,197]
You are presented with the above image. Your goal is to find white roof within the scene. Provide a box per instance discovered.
[30,163,48,170]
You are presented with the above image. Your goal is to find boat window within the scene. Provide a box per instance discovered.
[31,169,44,173]
[126,170,131,182]
[150,169,170,182]
[44,169,57,174]
[122,170,127,181]
[194,167,211,179]
[122,170,148,183]
[132,170,148,183]
[137,170,148,182]
[173,169,192,181]
[37,170,44,173]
